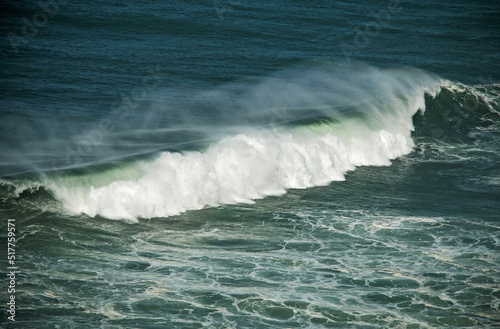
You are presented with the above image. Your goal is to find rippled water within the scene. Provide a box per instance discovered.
[1,0,499,328]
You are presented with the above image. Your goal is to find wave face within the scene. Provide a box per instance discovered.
[3,63,499,221]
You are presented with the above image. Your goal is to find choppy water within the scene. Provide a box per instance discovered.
[1,0,499,328]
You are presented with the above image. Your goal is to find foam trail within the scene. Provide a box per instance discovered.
[44,65,445,221]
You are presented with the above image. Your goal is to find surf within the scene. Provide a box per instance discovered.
[2,63,498,221]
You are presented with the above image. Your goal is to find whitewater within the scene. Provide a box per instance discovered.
[35,65,448,221]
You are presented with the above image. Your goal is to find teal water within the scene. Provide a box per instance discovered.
[1,0,500,328]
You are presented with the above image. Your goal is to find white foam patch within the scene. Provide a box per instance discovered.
[47,128,414,220]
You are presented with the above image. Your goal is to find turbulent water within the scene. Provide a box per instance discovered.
[1,0,500,328]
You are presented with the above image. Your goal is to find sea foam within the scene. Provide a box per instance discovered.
[45,64,444,221]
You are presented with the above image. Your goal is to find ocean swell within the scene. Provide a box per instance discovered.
[40,64,446,221]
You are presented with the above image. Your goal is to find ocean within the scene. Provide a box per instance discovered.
[1,0,499,328]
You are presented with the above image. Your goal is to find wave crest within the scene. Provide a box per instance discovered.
[41,64,446,220]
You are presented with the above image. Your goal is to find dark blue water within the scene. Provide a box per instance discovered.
[1,0,499,328]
